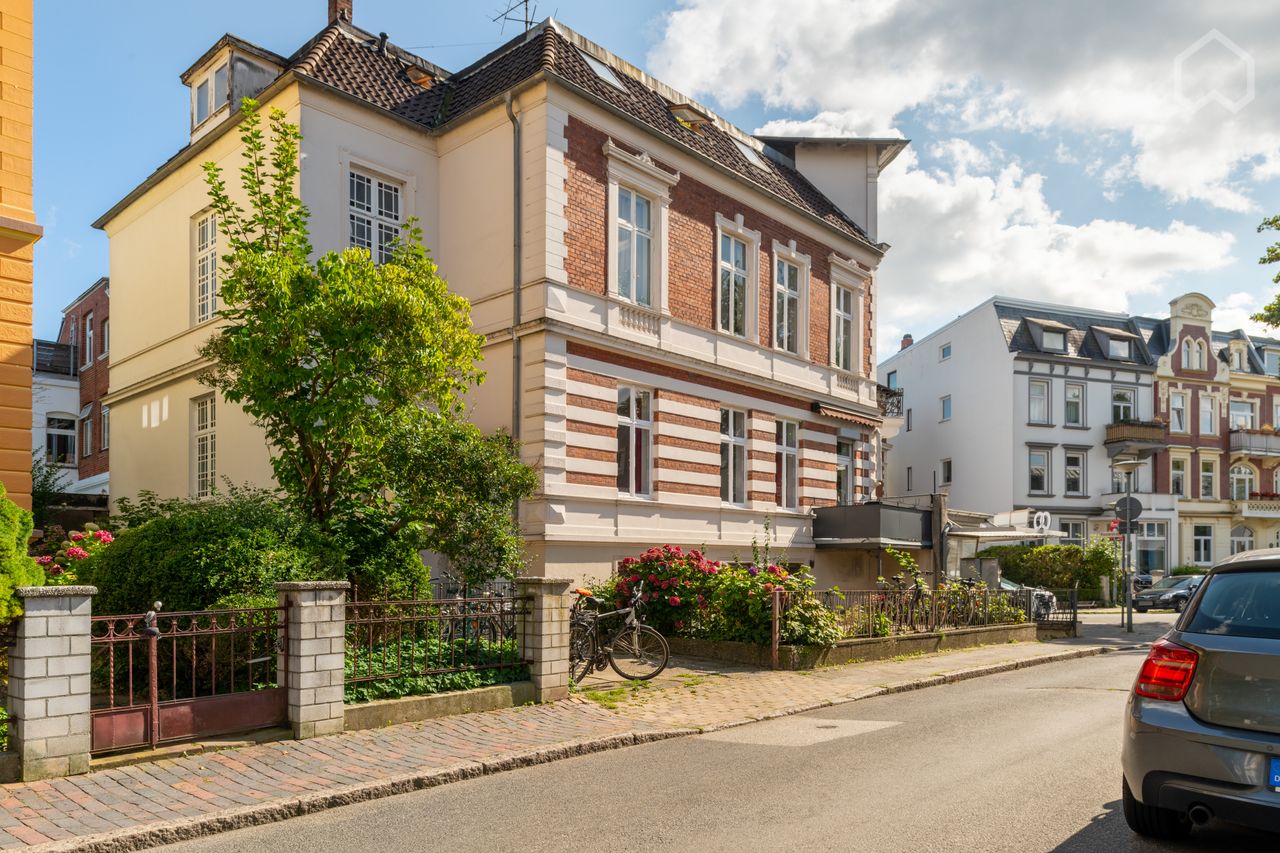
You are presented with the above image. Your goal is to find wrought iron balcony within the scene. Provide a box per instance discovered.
[877,384,903,418]
[1229,429,1280,457]
[1103,420,1167,459]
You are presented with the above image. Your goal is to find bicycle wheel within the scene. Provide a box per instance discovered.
[608,624,669,680]
[569,623,596,686]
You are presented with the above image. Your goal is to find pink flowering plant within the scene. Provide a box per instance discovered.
[592,544,841,647]
[31,522,114,585]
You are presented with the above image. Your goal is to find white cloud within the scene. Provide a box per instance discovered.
[649,0,1280,211]
[1212,291,1273,337]
[872,148,1237,347]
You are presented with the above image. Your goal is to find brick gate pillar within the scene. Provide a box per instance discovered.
[275,581,350,739]
[515,577,573,703]
[8,586,97,781]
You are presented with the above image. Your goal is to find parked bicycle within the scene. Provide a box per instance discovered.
[569,580,670,685]
[938,575,981,627]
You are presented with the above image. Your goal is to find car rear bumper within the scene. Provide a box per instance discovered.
[1123,696,1280,834]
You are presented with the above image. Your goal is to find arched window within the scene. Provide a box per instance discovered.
[1230,524,1255,555]
[1273,466,1280,495]
[1229,464,1255,500]
[1182,338,1192,368]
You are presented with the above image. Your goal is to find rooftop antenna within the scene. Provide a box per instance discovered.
[492,0,537,34]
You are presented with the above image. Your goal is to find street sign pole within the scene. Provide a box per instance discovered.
[1125,473,1134,633]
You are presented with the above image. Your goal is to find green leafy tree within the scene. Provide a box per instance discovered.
[1253,212,1280,326]
[30,449,68,530]
[200,101,531,585]
[0,482,43,619]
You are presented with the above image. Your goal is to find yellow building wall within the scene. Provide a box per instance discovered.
[0,0,36,509]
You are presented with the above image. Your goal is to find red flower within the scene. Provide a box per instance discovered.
[630,574,640,583]
[35,555,53,565]
[648,574,658,584]
[48,566,64,576]
[68,532,84,542]
[93,530,114,544]
[668,595,681,606]
[66,546,90,560]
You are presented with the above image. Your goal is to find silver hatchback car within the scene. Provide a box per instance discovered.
[1122,550,1280,839]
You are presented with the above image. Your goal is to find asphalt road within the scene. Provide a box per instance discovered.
[163,650,1277,853]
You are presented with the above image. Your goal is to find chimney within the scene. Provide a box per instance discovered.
[900,333,914,351]
[328,0,352,23]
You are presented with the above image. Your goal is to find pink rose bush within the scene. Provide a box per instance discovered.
[593,544,840,646]
[30,522,114,585]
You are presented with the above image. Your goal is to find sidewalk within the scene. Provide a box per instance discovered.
[1,635,1135,851]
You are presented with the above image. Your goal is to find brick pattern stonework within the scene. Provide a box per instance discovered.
[516,577,572,702]
[275,582,350,739]
[562,116,876,376]
[8,587,96,781]
[57,279,110,482]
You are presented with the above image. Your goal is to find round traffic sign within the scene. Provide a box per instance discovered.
[1114,496,1143,522]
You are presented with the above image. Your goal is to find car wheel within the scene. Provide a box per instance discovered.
[1122,777,1191,840]
[1174,598,1186,613]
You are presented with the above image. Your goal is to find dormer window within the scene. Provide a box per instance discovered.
[1042,330,1065,351]
[1267,350,1280,376]
[732,137,768,169]
[194,62,229,127]
[1108,339,1131,360]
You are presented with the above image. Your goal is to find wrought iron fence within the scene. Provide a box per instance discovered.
[1031,588,1079,626]
[89,605,287,753]
[344,591,529,694]
[814,587,1033,640]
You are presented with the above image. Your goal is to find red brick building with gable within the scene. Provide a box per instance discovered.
[56,277,110,493]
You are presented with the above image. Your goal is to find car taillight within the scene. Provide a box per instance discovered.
[1134,638,1198,701]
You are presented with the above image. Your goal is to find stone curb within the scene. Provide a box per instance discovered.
[29,645,1114,852]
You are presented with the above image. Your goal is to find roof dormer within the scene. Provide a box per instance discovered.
[1025,317,1069,354]
[180,35,285,142]
[1091,325,1138,361]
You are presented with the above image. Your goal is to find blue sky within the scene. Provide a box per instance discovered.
[34,1,1280,349]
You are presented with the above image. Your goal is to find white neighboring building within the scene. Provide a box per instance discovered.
[32,340,81,491]
[877,296,1178,572]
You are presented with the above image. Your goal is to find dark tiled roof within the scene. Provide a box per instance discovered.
[288,21,870,243]
[993,301,1156,367]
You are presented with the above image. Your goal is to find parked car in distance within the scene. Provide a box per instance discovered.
[1133,575,1203,613]
[1132,573,1154,591]
[1122,549,1280,839]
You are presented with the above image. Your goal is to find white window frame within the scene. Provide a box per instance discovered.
[192,61,228,129]
[1042,330,1066,352]
[1267,350,1280,377]
[193,211,218,325]
[1200,458,1216,500]
[1229,464,1255,501]
[1228,399,1256,431]
[1230,524,1254,555]
[1170,458,1187,498]
[604,140,677,313]
[829,254,869,376]
[1169,390,1188,433]
[886,371,898,390]
[719,407,747,505]
[45,414,76,467]
[939,342,952,361]
[1064,450,1085,496]
[836,438,855,505]
[715,213,761,340]
[1111,386,1135,423]
[1029,378,1050,424]
[616,386,652,497]
[1199,395,1217,435]
[82,312,94,367]
[1060,520,1086,547]
[81,416,92,458]
[1064,382,1084,427]
[1028,447,1050,495]
[192,395,217,499]
[1193,524,1214,564]
[100,318,109,359]
[940,395,952,422]
[772,240,810,358]
[1108,338,1131,360]
[940,458,953,485]
[101,406,109,450]
[348,167,403,264]
[776,420,799,509]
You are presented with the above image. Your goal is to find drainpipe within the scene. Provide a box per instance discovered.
[505,92,522,441]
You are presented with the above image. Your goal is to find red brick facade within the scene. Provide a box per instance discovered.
[562,117,875,377]
[57,279,109,483]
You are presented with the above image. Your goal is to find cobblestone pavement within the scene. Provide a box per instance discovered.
[1,639,1112,851]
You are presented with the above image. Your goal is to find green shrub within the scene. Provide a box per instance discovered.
[978,539,1118,591]
[0,483,42,619]
[592,545,841,648]
[1169,564,1205,576]
[83,488,346,615]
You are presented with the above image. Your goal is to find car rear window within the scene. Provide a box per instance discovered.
[1184,571,1280,640]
